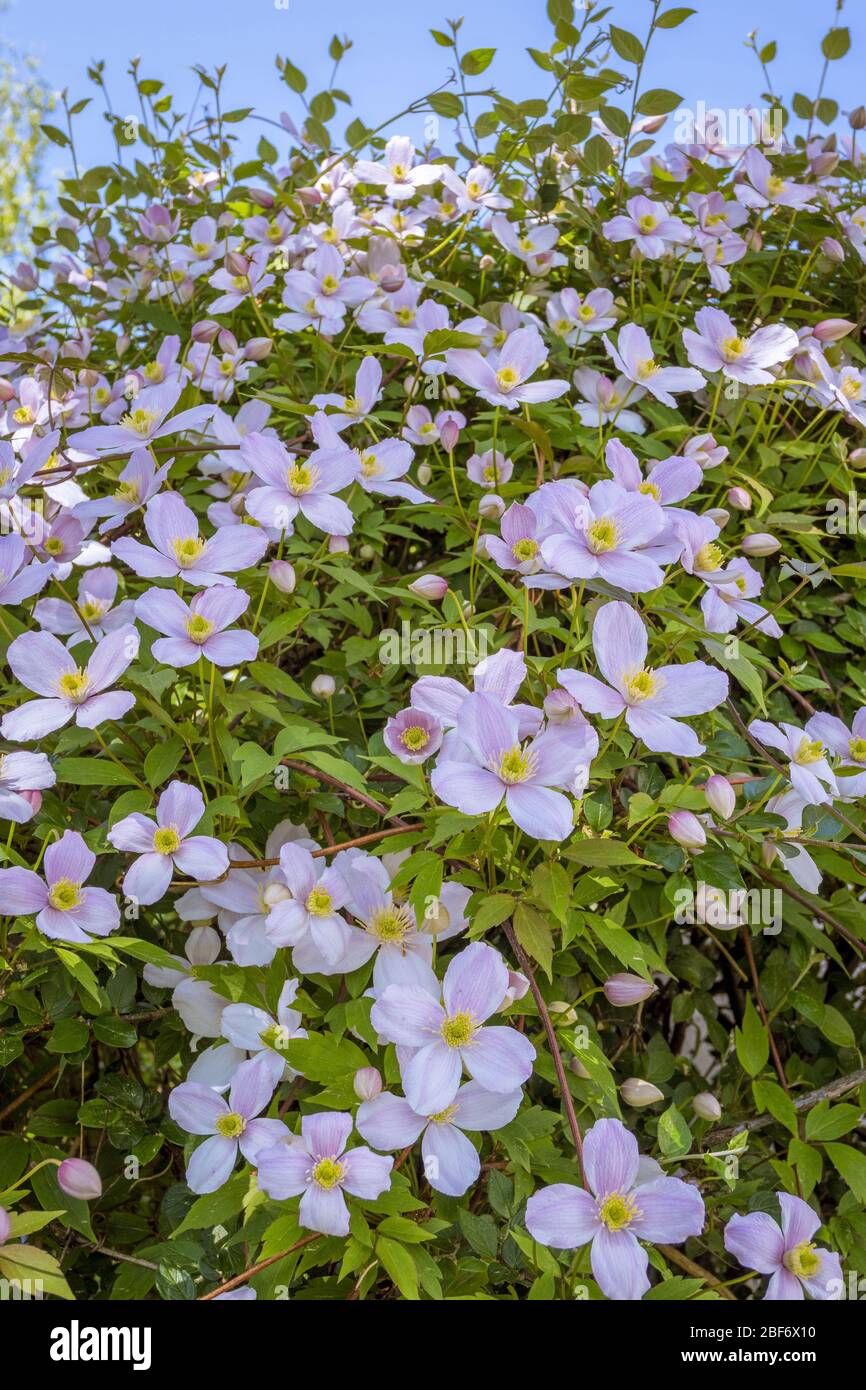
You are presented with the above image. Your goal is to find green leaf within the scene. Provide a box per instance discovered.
[284,1032,367,1083]
[821,27,850,60]
[735,996,769,1078]
[0,1243,73,1299]
[563,839,643,867]
[55,757,139,786]
[609,26,644,64]
[46,1018,90,1054]
[376,1235,419,1299]
[173,1173,249,1236]
[461,48,496,75]
[655,7,696,27]
[513,902,554,977]
[636,89,682,116]
[91,1016,138,1049]
[805,1101,862,1142]
[427,92,463,119]
[825,1143,866,1202]
[144,736,185,787]
[657,1103,692,1158]
[753,1079,798,1137]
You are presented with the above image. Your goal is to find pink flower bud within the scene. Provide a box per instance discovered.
[439,419,460,453]
[353,1067,382,1102]
[379,264,405,293]
[741,532,780,557]
[748,229,763,252]
[297,186,322,206]
[269,560,296,594]
[116,334,131,357]
[478,492,505,520]
[726,486,752,512]
[225,251,249,278]
[249,187,275,209]
[543,688,582,723]
[19,789,42,814]
[218,329,239,356]
[704,507,730,529]
[668,810,706,850]
[311,674,336,699]
[603,972,657,1007]
[244,337,273,361]
[810,151,839,177]
[621,1078,664,1108]
[814,318,857,344]
[58,1157,102,1200]
[705,774,736,820]
[692,1091,722,1122]
[192,319,221,344]
[0,1207,10,1242]
[0,378,15,403]
[328,534,350,554]
[479,253,495,271]
[821,237,845,263]
[409,574,448,601]
[569,1055,590,1078]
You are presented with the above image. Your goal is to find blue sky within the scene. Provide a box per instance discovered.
[2,0,861,174]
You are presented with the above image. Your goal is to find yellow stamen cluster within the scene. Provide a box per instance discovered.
[58,669,90,703]
[153,826,182,855]
[495,366,520,392]
[498,744,535,785]
[512,538,539,563]
[440,1011,476,1048]
[120,408,158,437]
[783,1241,821,1279]
[400,725,429,752]
[172,536,206,568]
[186,613,215,644]
[312,1156,345,1189]
[597,1190,640,1232]
[795,737,824,766]
[622,668,659,704]
[48,878,82,912]
[695,542,724,571]
[586,516,619,554]
[368,904,414,944]
[285,462,317,496]
[215,1111,247,1139]
[305,885,334,916]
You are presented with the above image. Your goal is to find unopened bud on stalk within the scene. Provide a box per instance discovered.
[353,1067,382,1102]
[311,674,336,699]
[810,151,839,177]
[621,1078,664,1108]
[218,329,239,355]
[409,573,448,601]
[0,378,15,402]
[692,1091,722,1122]
[543,688,581,723]
[192,319,221,344]
[478,492,505,520]
[244,337,273,360]
[359,544,375,561]
[439,419,460,452]
[116,334,131,357]
[328,535,349,554]
[569,1055,591,1079]
[249,187,275,209]
[225,251,249,279]
[705,774,736,820]
[849,105,866,130]
[79,368,100,388]
[814,318,857,343]
[762,841,778,869]
[416,463,432,485]
[705,507,730,529]
[269,559,296,594]
[297,186,322,206]
[379,264,405,293]
[229,494,246,517]
[19,789,43,815]
[850,448,866,466]
[549,1001,577,1026]
[821,236,845,263]
[668,810,706,850]
[748,229,763,253]
[603,972,657,1006]
[0,1208,9,1242]
[741,532,781,557]
[726,486,752,511]
[58,1158,102,1200]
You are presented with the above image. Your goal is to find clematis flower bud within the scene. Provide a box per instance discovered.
[297,186,322,206]
[821,237,845,263]
[192,319,221,344]
[269,560,296,594]
[543,688,581,723]
[692,1091,722,1122]
[568,1055,590,1078]
[439,419,460,453]
[479,254,495,270]
[705,507,730,529]
[248,187,275,209]
[849,105,866,130]
[225,250,249,278]
[810,151,838,177]
[741,532,781,557]
[311,674,336,699]
[218,329,239,356]
[244,337,273,361]
[813,318,857,344]
[705,774,736,820]
[116,334,131,357]
[409,574,448,601]
[0,378,15,403]
[726,486,752,512]
[379,264,405,293]
[359,544,375,561]
[0,1207,10,1242]
[668,811,706,850]
[58,1158,102,1200]
[603,973,656,1007]
[353,1067,382,1102]
[328,535,349,554]
[416,463,432,485]
[478,492,505,520]
[19,789,42,815]
[621,1078,664,1108]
